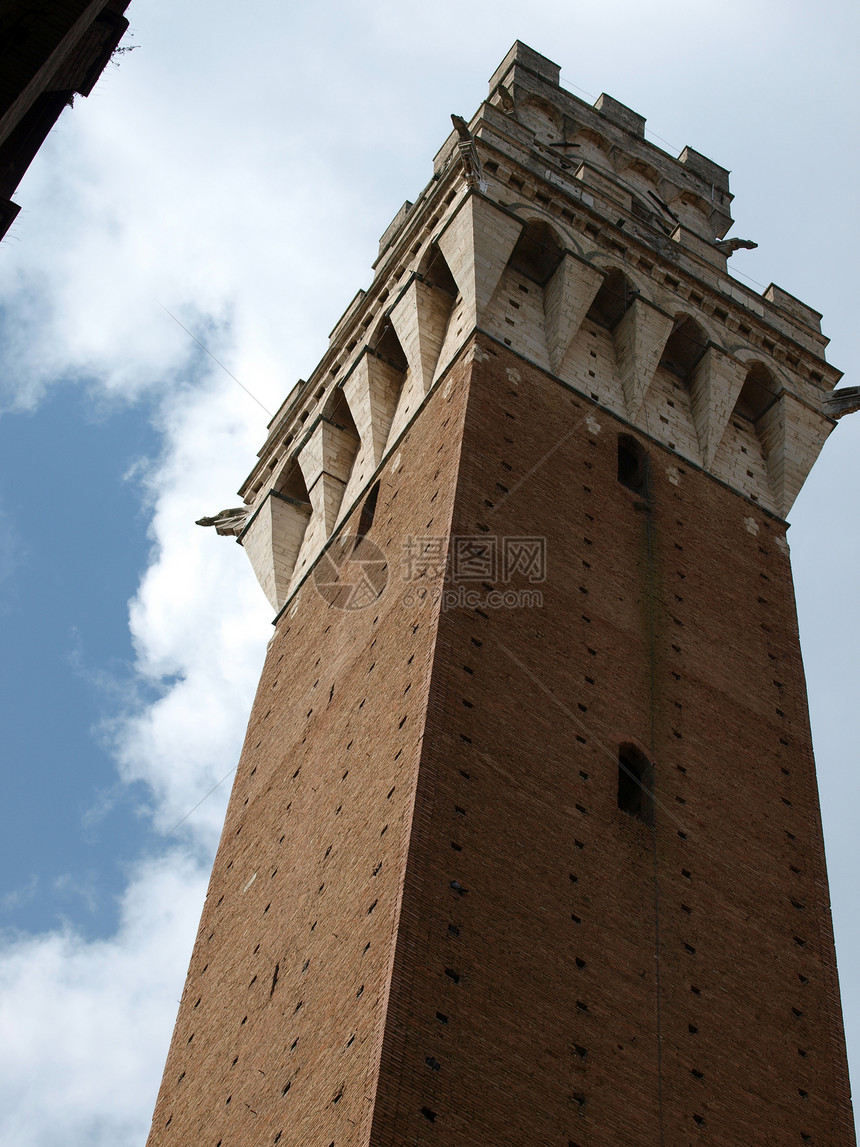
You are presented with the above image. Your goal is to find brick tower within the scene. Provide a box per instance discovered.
[147,43,856,1146]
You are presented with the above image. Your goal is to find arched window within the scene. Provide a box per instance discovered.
[617,434,648,496]
[658,314,708,383]
[735,362,777,422]
[419,242,458,298]
[586,268,635,330]
[275,457,311,504]
[370,319,408,373]
[617,744,653,824]
[508,220,564,285]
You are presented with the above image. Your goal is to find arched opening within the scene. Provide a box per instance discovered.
[238,455,311,610]
[366,312,413,447]
[571,126,613,169]
[517,96,564,145]
[275,456,310,504]
[735,362,778,422]
[420,243,458,298]
[617,434,648,496]
[708,361,780,510]
[622,157,661,188]
[351,480,382,561]
[672,188,711,218]
[306,387,361,533]
[323,388,360,449]
[370,318,408,373]
[415,242,460,385]
[586,268,636,331]
[659,315,709,383]
[508,220,564,285]
[617,744,653,825]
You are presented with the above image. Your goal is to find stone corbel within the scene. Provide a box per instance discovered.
[613,297,674,420]
[756,393,835,519]
[544,254,604,375]
[342,352,404,470]
[388,276,454,396]
[239,491,312,611]
[436,193,523,331]
[688,346,748,468]
[298,417,359,533]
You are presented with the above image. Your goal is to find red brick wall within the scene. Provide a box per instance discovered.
[370,337,854,1145]
[148,335,854,1146]
[145,354,472,1147]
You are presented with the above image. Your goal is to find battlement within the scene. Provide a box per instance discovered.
[478,41,733,233]
[219,42,843,615]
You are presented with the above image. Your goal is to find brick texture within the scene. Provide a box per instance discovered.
[146,353,471,1147]
[368,338,854,1146]
[146,335,855,1145]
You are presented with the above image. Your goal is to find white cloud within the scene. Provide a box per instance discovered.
[0,853,207,1147]
[114,374,272,845]
[0,362,273,1142]
[0,352,272,1140]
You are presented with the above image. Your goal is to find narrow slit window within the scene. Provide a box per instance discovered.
[617,435,648,496]
[356,481,380,540]
[617,744,653,824]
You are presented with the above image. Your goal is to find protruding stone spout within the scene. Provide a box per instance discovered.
[196,508,249,537]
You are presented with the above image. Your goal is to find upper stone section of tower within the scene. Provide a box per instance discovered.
[211,42,847,615]
[481,40,735,240]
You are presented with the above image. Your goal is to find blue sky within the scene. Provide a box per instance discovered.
[0,384,163,938]
[0,1,858,1143]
